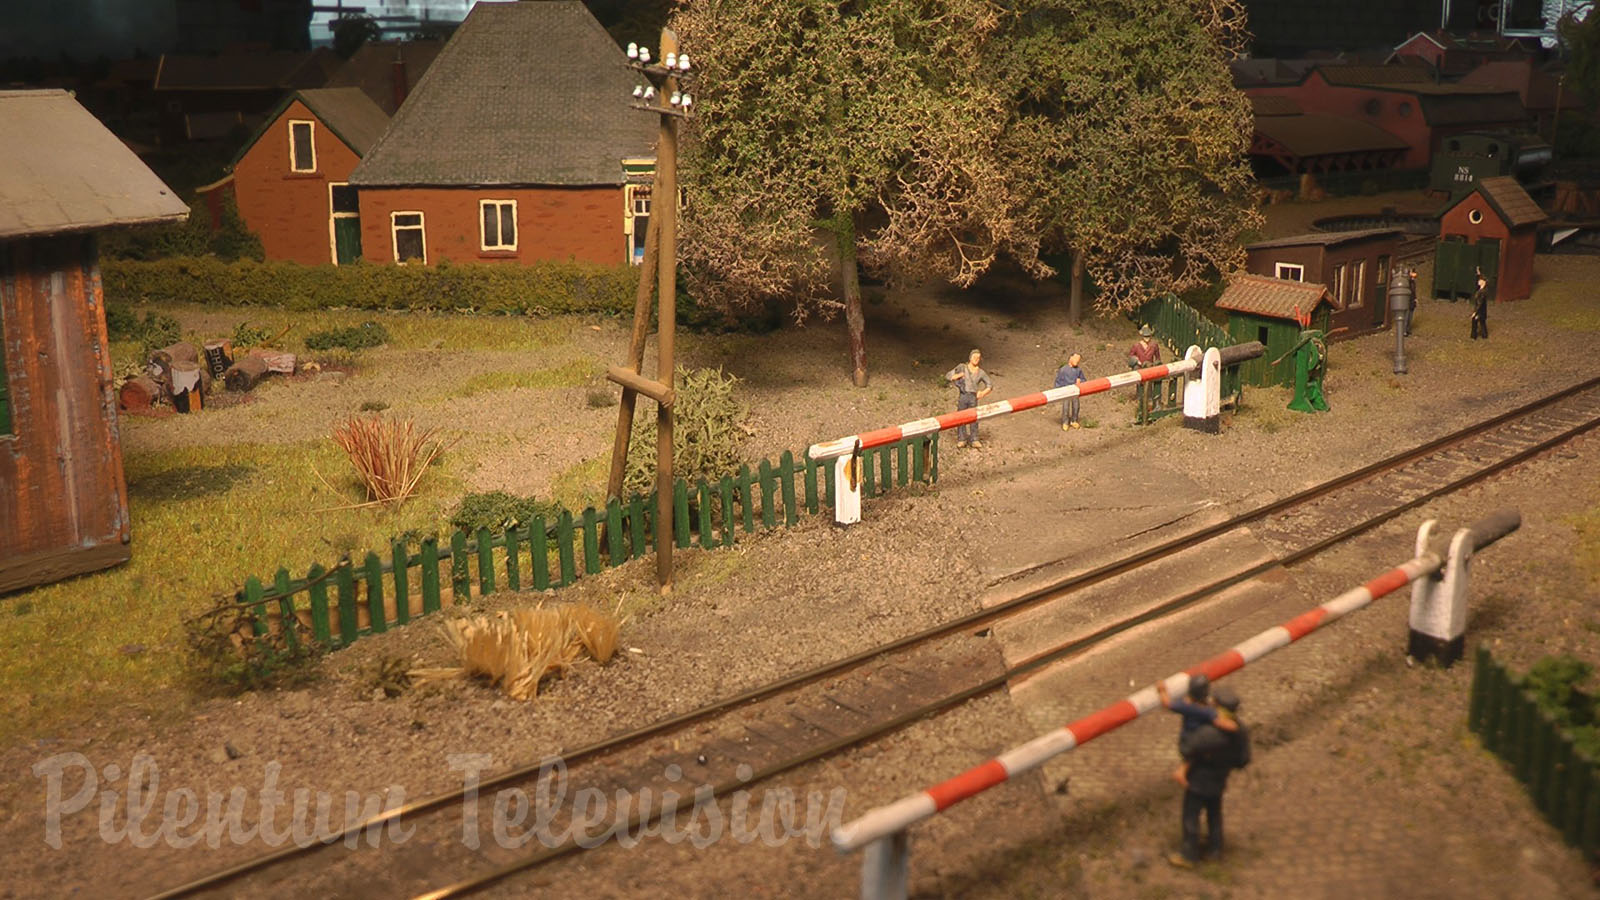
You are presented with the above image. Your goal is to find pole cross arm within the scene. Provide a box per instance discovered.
[1217,341,1265,367]
[606,366,675,407]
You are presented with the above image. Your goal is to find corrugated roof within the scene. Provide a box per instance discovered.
[1246,228,1404,251]
[1250,94,1301,116]
[1316,64,1434,86]
[1216,274,1336,322]
[1253,113,1407,157]
[155,48,340,91]
[298,88,391,156]
[1473,176,1548,228]
[0,90,189,239]
[350,2,657,188]
[326,41,444,115]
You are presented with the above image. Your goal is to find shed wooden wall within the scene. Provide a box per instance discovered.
[1438,198,1536,300]
[0,234,131,594]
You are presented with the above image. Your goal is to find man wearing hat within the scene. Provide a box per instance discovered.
[1128,324,1162,369]
[1168,684,1251,868]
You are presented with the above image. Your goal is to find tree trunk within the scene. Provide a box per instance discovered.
[118,376,160,411]
[835,217,868,387]
[1068,246,1086,328]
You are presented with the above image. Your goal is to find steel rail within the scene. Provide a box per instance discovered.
[151,374,1600,900]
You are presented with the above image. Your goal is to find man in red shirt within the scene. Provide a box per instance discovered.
[1128,324,1162,369]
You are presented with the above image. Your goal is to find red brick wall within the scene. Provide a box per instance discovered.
[1249,75,1435,169]
[233,100,362,265]
[355,186,627,266]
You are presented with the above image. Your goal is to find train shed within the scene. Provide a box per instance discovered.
[1243,228,1403,337]
[0,90,188,594]
[1436,175,1546,301]
[1215,273,1335,388]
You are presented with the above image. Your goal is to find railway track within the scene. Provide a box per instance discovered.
[153,375,1600,900]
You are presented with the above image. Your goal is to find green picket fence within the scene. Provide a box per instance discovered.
[1468,647,1600,858]
[233,432,940,651]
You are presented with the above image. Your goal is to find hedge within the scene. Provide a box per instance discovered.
[100,256,639,315]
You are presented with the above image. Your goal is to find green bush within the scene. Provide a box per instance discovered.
[100,195,264,263]
[623,366,747,498]
[1522,654,1600,758]
[451,491,564,534]
[305,321,391,351]
[106,307,182,355]
[102,256,638,315]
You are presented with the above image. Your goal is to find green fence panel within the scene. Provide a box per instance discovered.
[673,481,691,549]
[698,482,716,548]
[780,451,798,526]
[931,432,940,482]
[719,477,735,547]
[804,454,819,514]
[557,510,577,587]
[758,460,776,530]
[335,564,358,643]
[605,499,624,566]
[1548,733,1574,826]
[421,538,441,614]
[738,465,755,533]
[451,531,470,601]
[504,525,521,591]
[1531,709,1554,809]
[896,441,909,487]
[627,499,647,559]
[823,457,835,507]
[306,563,331,645]
[274,568,300,653]
[582,507,602,575]
[532,516,551,590]
[391,541,411,625]
[912,437,926,482]
[1582,766,1600,857]
[1482,659,1507,754]
[1507,687,1529,781]
[364,552,386,634]
[862,452,875,499]
[1566,755,1592,845]
[475,527,496,595]
[244,576,267,637]
[1468,646,1491,734]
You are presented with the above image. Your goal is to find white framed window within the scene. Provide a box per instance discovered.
[1333,263,1348,305]
[480,199,517,251]
[623,185,652,265]
[391,211,426,264]
[288,119,316,173]
[1351,259,1366,308]
[1274,262,1305,281]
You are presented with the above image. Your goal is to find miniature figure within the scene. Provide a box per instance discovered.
[1470,274,1491,340]
[945,349,993,448]
[1053,353,1087,430]
[1128,324,1162,369]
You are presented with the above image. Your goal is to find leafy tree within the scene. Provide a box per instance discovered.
[675,0,1260,382]
[332,14,381,59]
[1558,4,1599,115]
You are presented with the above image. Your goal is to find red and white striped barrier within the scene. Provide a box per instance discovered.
[833,509,1520,899]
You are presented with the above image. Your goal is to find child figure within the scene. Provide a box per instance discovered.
[1053,353,1087,430]
[1157,674,1238,787]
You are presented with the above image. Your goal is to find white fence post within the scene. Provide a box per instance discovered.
[1183,346,1223,433]
[1407,519,1471,665]
[860,829,909,900]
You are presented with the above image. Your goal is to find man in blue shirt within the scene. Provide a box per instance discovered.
[1053,353,1087,430]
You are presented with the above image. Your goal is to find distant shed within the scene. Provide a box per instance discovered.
[1243,228,1403,337]
[1215,274,1335,388]
[1436,175,1546,301]
[0,89,188,594]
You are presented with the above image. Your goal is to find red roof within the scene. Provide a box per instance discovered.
[1216,274,1336,324]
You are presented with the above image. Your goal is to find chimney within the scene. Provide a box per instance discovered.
[391,52,409,112]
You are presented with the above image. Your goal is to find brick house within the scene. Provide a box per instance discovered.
[348,1,657,267]
[0,90,188,594]
[1247,65,1529,170]
[1436,176,1546,301]
[1243,228,1405,336]
[1387,31,1534,77]
[214,87,391,264]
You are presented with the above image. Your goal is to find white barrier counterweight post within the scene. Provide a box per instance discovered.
[860,830,909,900]
[834,445,862,526]
[1184,346,1223,433]
[1408,509,1518,665]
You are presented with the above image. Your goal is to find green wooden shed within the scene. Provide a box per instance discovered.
[1215,273,1335,388]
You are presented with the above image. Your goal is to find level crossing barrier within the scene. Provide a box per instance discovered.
[808,342,1264,524]
[832,508,1522,900]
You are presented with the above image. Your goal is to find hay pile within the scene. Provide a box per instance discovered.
[412,603,621,700]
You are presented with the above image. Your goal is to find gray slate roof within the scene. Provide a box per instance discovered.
[326,41,445,115]
[0,90,189,240]
[297,88,392,156]
[350,1,657,188]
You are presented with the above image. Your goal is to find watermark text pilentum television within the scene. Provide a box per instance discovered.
[31,752,847,851]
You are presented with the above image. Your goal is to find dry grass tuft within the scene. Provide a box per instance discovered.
[415,602,622,701]
[327,415,456,508]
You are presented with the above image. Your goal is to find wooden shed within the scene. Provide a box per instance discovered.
[1436,175,1546,302]
[1215,274,1335,388]
[1243,228,1403,338]
[0,90,188,594]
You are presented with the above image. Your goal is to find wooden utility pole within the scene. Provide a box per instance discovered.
[607,27,685,593]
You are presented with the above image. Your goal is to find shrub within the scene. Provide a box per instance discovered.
[451,491,564,534]
[305,321,391,351]
[106,307,183,356]
[623,366,746,498]
[100,195,264,263]
[585,385,618,408]
[101,256,638,315]
[329,415,454,508]
[231,321,274,348]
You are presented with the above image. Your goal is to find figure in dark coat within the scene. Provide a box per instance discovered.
[1470,275,1491,340]
[1169,685,1251,867]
